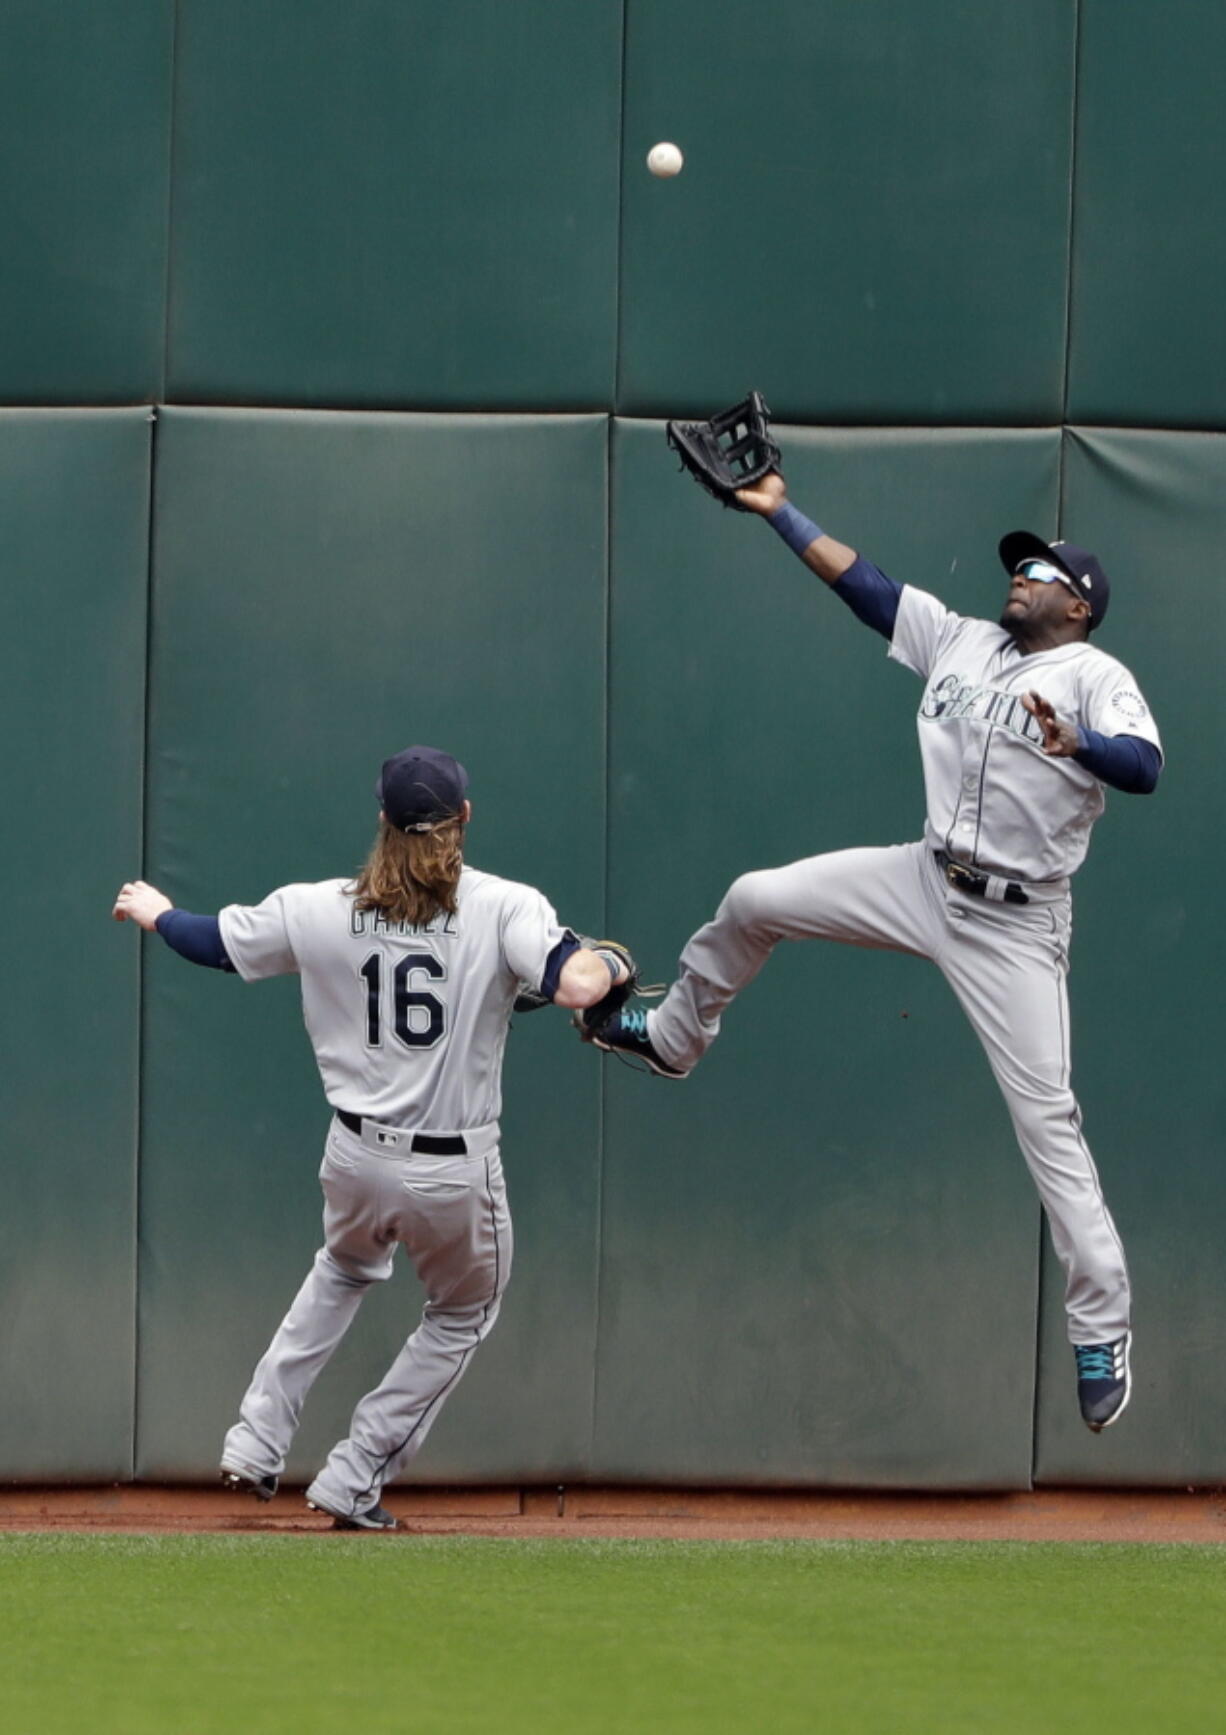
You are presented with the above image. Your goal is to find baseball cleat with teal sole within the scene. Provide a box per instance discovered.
[1075,1333,1131,1432]
[577,1005,689,1079]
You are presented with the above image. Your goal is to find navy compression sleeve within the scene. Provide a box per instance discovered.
[830,557,903,639]
[155,909,234,970]
[538,933,583,1001]
[1074,730,1162,795]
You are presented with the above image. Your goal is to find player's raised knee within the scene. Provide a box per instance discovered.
[719,870,777,931]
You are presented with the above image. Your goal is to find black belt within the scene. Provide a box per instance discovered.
[934,849,1029,906]
[335,1109,467,1154]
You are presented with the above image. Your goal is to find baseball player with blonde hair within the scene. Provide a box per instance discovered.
[583,468,1162,1435]
[115,746,632,1529]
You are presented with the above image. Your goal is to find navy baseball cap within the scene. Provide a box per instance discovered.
[377,746,469,832]
[998,531,1111,631]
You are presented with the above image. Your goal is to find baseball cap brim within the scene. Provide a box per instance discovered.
[998,530,1076,583]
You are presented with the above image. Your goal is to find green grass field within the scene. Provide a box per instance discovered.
[1,1535,1223,1734]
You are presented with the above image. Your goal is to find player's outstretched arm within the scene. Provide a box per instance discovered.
[112,879,173,929]
[553,943,632,1010]
[513,940,636,1016]
[112,881,235,968]
[734,473,859,585]
[735,473,903,640]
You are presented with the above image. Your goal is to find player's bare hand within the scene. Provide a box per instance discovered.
[1023,691,1081,757]
[734,471,787,515]
[112,880,173,930]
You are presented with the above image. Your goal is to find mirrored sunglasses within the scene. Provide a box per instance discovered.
[1016,558,1079,595]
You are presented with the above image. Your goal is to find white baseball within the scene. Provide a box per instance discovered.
[647,141,684,178]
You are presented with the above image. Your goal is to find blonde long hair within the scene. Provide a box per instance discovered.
[351,814,465,927]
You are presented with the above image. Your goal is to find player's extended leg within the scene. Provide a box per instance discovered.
[220,1130,398,1490]
[305,1127,512,1523]
[621,842,940,1075]
[939,898,1132,1429]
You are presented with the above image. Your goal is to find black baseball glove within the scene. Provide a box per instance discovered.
[665,391,782,511]
[513,938,639,1017]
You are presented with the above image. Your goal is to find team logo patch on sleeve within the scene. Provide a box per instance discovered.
[1110,690,1149,723]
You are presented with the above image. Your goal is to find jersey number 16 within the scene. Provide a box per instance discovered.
[359,951,447,1050]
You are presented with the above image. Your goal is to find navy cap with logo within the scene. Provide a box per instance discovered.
[998,531,1111,631]
[376,746,469,833]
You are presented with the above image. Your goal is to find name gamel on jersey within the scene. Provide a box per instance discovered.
[219,866,567,1131]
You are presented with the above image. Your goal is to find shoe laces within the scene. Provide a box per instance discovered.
[1075,1343,1116,1382]
[604,1004,661,1075]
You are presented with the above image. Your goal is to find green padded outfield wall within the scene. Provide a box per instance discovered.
[1068,2,1226,427]
[164,0,623,408]
[2,0,1225,1490]
[1033,430,1226,1486]
[0,3,172,404]
[0,410,152,1477]
[618,0,1075,424]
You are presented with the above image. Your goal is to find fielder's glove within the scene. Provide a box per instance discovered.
[666,391,782,510]
[513,937,640,1017]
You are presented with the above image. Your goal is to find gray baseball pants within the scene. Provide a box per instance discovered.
[648,840,1128,1345]
[222,1115,511,1520]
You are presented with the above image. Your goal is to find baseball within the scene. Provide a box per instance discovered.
[647,141,684,178]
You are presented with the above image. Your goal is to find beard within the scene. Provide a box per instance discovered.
[1000,606,1052,653]
[999,599,1029,638]
[1000,597,1086,650]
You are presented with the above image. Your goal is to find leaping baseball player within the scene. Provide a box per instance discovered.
[581,464,1162,1435]
[114,746,635,1528]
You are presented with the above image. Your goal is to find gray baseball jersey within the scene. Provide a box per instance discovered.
[891,586,1162,883]
[219,865,567,1130]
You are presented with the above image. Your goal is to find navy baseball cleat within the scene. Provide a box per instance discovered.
[307,1495,399,1531]
[577,1005,689,1079]
[1075,1333,1131,1432]
[220,1465,279,1501]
